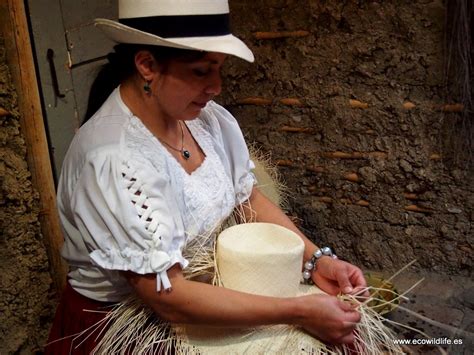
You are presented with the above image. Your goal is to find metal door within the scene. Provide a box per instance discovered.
[26,0,117,179]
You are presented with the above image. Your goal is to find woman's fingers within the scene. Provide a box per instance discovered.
[340,265,368,294]
[337,298,355,311]
[300,294,363,345]
[336,272,354,294]
[314,258,368,295]
[349,269,368,289]
[338,301,361,327]
[338,332,356,344]
[343,309,361,324]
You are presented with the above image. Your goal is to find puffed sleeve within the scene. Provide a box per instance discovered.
[70,148,187,292]
[200,101,256,204]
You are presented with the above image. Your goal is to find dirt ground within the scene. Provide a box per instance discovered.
[0,0,472,353]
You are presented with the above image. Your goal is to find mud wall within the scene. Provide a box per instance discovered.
[0,36,55,354]
[222,0,472,275]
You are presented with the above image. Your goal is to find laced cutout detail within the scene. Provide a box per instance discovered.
[121,165,171,291]
[122,168,162,238]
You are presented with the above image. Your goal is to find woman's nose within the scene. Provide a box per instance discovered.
[204,72,222,96]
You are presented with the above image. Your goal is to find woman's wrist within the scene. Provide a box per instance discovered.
[302,246,337,284]
[286,296,309,326]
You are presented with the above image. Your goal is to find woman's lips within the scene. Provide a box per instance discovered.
[193,101,208,108]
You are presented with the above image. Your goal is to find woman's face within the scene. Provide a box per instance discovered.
[152,52,227,121]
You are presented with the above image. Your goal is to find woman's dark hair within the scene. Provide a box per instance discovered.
[82,44,206,125]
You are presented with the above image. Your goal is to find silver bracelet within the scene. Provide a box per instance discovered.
[302,246,337,284]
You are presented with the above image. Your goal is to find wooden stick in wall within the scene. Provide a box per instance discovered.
[405,204,434,214]
[315,197,370,207]
[276,159,297,167]
[322,151,387,159]
[0,0,67,292]
[237,97,272,105]
[279,98,303,106]
[440,103,464,112]
[0,107,10,116]
[254,30,310,39]
[344,172,359,182]
[307,186,329,193]
[236,97,304,106]
[403,193,419,200]
[403,101,416,110]
[306,165,325,173]
[316,196,333,203]
[279,125,314,133]
[349,99,369,109]
[322,151,353,159]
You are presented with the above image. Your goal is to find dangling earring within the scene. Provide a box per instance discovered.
[143,80,152,95]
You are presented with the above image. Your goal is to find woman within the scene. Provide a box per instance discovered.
[45,1,367,353]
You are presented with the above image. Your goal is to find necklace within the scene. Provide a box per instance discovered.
[158,121,191,160]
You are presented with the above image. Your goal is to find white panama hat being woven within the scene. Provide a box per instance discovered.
[172,222,331,354]
[94,0,254,62]
[92,223,403,354]
[93,223,333,354]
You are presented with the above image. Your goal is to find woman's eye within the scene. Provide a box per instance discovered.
[193,68,210,77]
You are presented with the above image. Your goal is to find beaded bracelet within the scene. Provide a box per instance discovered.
[302,246,337,284]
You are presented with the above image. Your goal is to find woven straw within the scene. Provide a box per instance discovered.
[173,223,333,354]
[218,223,304,297]
[91,221,406,354]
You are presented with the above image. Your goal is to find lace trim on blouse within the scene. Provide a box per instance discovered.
[173,119,236,238]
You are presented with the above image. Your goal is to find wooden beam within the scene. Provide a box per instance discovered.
[0,0,67,292]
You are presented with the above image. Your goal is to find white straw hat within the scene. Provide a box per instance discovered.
[216,222,317,297]
[94,0,254,62]
[91,223,404,354]
[172,223,331,354]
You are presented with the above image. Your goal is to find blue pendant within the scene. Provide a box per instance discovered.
[182,150,191,160]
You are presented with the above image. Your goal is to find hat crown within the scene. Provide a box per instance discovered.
[119,0,230,19]
[217,223,305,298]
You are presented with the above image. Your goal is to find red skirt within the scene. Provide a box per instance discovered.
[44,282,114,355]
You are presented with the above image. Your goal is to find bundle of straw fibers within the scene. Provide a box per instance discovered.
[249,146,287,208]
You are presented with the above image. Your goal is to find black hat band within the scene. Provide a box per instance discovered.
[119,13,230,38]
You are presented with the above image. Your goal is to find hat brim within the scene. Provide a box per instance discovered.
[94,18,254,62]
[173,284,332,354]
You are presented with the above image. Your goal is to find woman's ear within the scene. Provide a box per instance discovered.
[134,50,158,81]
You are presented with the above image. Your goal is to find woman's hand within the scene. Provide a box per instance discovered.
[296,293,360,344]
[312,257,367,296]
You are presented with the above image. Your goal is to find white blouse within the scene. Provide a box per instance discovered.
[58,88,255,302]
